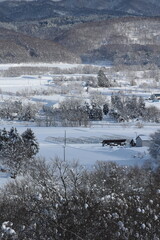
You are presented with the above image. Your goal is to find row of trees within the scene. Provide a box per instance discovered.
[110,95,160,122]
[41,94,160,127]
[0,127,39,177]
[0,99,41,121]
[0,95,159,127]
[0,96,105,127]
[41,98,105,127]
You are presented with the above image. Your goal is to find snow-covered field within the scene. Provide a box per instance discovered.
[0,123,158,167]
[0,62,86,70]
[35,124,158,166]
[0,63,160,185]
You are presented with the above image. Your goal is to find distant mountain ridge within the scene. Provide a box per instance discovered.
[1,0,160,65]
[0,0,160,23]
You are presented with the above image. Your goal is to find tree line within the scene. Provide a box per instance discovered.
[0,94,159,127]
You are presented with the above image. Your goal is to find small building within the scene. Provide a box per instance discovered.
[136,135,150,147]
[130,138,136,147]
[102,139,126,146]
[150,94,160,101]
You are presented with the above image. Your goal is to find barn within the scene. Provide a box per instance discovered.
[102,139,126,146]
[136,135,150,147]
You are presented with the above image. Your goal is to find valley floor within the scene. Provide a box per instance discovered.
[0,63,160,186]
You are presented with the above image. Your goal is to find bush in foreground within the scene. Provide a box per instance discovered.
[0,158,160,239]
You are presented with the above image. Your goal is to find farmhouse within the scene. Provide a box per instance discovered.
[102,139,126,146]
[136,135,150,147]
[150,94,160,101]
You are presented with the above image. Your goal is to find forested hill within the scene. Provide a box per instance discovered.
[55,17,160,65]
[0,27,80,63]
[1,0,160,64]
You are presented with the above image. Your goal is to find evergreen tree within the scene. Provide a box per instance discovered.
[23,105,32,121]
[0,128,9,151]
[1,128,8,142]
[22,128,39,159]
[0,128,39,177]
[97,69,111,87]
[138,96,145,117]
[111,95,123,112]
[149,130,160,162]
[103,103,109,115]
[0,128,25,176]
[125,96,138,119]
[90,103,103,120]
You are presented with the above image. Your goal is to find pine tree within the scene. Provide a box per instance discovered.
[111,95,123,111]
[103,103,109,115]
[23,105,32,121]
[0,129,4,150]
[0,128,39,177]
[90,103,103,120]
[22,128,39,158]
[138,96,145,117]
[0,128,25,176]
[125,96,138,119]
[97,69,111,87]
[1,128,8,142]
[0,128,9,151]
[149,130,160,161]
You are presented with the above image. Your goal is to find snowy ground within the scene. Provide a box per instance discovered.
[0,62,88,70]
[0,123,159,186]
[0,75,51,93]
[0,62,160,185]
[0,123,158,167]
[28,124,160,166]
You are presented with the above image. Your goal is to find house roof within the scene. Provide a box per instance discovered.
[136,135,150,141]
[152,94,160,97]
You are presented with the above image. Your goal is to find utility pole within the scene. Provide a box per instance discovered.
[63,130,66,161]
